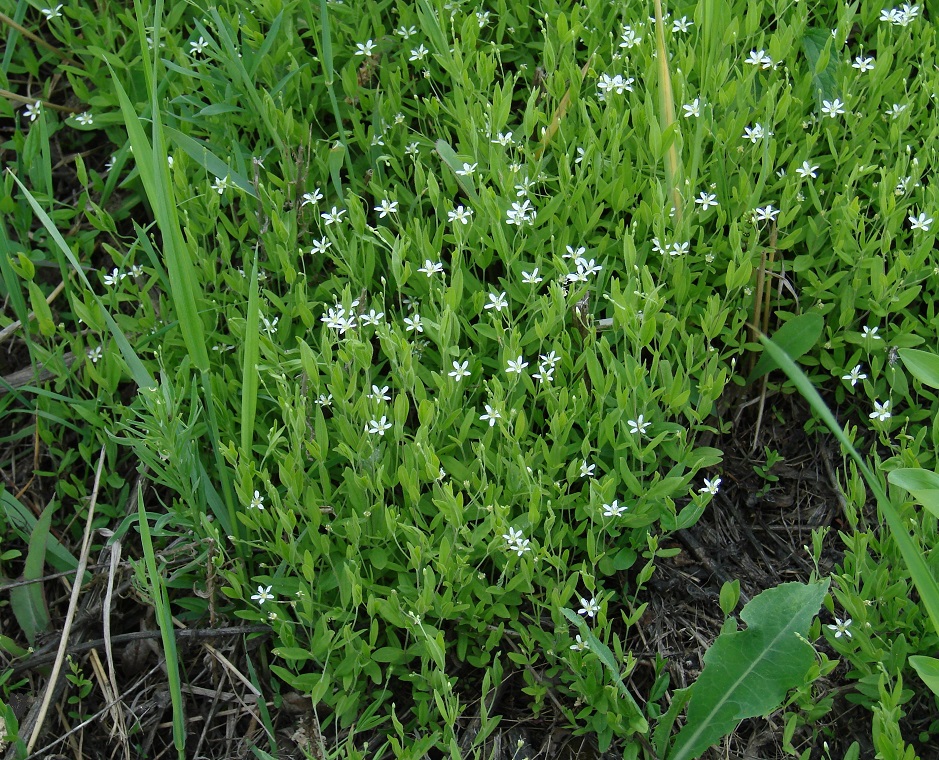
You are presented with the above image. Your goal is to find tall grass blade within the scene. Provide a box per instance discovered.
[241,244,261,457]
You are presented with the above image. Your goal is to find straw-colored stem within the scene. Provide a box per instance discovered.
[0,11,82,69]
[653,0,682,224]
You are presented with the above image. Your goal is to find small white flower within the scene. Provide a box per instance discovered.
[41,4,64,19]
[417,259,444,276]
[668,241,690,256]
[321,206,347,225]
[87,346,103,363]
[885,103,908,119]
[405,141,420,157]
[628,415,651,436]
[447,205,473,224]
[485,291,508,312]
[211,176,229,194]
[355,39,377,56]
[619,26,642,48]
[852,55,875,72]
[368,385,391,402]
[700,477,721,495]
[580,461,595,478]
[795,160,819,178]
[75,111,94,126]
[301,188,324,206]
[540,351,560,367]
[23,101,41,121]
[570,635,588,651]
[522,267,543,284]
[564,245,585,260]
[251,585,274,605]
[189,36,208,55]
[480,404,502,427]
[861,325,881,340]
[869,400,891,422]
[602,500,628,517]
[682,98,701,118]
[909,212,933,232]
[827,617,852,639]
[102,268,122,286]
[375,199,398,218]
[310,237,332,255]
[403,314,423,333]
[248,490,265,510]
[360,309,385,326]
[753,205,780,222]
[742,124,766,143]
[396,25,417,39]
[821,98,846,118]
[409,44,428,61]
[671,16,693,32]
[456,162,477,176]
[491,131,514,146]
[506,356,529,375]
[577,597,600,618]
[315,393,333,407]
[366,415,392,435]
[695,192,718,210]
[448,360,470,381]
[841,365,867,387]
[744,49,773,68]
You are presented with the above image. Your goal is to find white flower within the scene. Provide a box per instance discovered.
[456,162,477,176]
[861,325,881,340]
[522,268,543,284]
[403,314,423,333]
[189,36,208,55]
[375,199,398,218]
[360,309,384,326]
[102,268,122,287]
[602,500,628,517]
[409,44,428,61]
[248,490,265,510]
[315,393,333,407]
[564,245,585,260]
[852,55,875,72]
[753,205,780,222]
[668,241,690,256]
[355,39,377,56]
[795,161,819,178]
[321,206,346,225]
[405,141,420,157]
[580,461,595,478]
[396,25,417,39]
[366,416,393,435]
[301,188,324,206]
[502,527,531,556]
[448,360,470,381]
[841,365,867,387]
[695,192,718,210]
[23,101,41,121]
[628,415,651,436]
[485,291,508,311]
[368,385,391,402]
[885,103,908,119]
[744,49,773,68]
[491,131,514,146]
[619,26,642,48]
[742,124,766,143]
[211,176,229,194]
[87,346,103,363]
[700,477,721,495]
[506,356,529,375]
[41,4,64,19]
[532,364,554,384]
[417,259,444,276]
[540,351,560,367]
[827,617,852,639]
[447,205,473,224]
[251,585,274,605]
[570,635,588,651]
[76,111,93,126]
[821,98,846,118]
[869,400,891,422]
[682,98,701,118]
[576,257,602,277]
[577,597,600,618]
[310,238,332,255]
[909,212,933,232]
[480,404,502,426]
[672,16,693,32]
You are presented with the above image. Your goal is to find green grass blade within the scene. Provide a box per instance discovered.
[162,124,258,198]
[241,244,261,456]
[137,485,186,758]
[759,334,939,639]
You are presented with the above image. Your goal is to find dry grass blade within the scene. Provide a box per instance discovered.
[26,446,106,755]
[653,0,682,223]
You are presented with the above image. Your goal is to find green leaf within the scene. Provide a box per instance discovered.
[888,469,939,520]
[899,348,939,389]
[747,313,823,383]
[801,27,840,103]
[9,503,53,644]
[909,656,939,698]
[669,580,829,760]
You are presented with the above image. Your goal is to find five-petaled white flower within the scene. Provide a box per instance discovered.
[447,205,473,224]
[23,101,41,121]
[211,176,229,194]
[795,161,819,178]
[397,25,417,38]
[366,415,392,435]
[570,635,588,651]
[502,527,531,556]
[506,356,529,375]
[862,325,881,340]
[700,477,721,495]
[301,188,324,206]
[88,346,103,363]
[248,490,265,510]
[251,585,274,605]
[360,308,384,326]
[744,49,774,68]
[368,385,391,402]
[886,103,908,119]
[753,205,780,222]
[355,39,377,56]
[190,36,208,55]
[580,461,595,478]
[909,212,933,232]
[522,268,543,284]
[852,55,875,72]
[409,44,428,61]
[321,206,346,225]
[76,111,93,126]
[742,124,766,143]
[310,238,332,255]
[672,15,693,32]
[695,192,718,210]
[827,617,852,639]
[602,500,628,517]
[485,291,508,312]
[41,4,64,18]
[103,268,122,286]
[448,360,470,381]
[628,415,651,436]
[682,98,701,118]
[577,597,600,618]
[456,162,477,176]
[821,98,846,118]
[375,199,398,218]
[841,365,867,387]
[870,400,891,422]
[417,259,444,276]
[404,314,423,333]
[480,404,502,426]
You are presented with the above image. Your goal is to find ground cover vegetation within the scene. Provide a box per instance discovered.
[1,0,938,756]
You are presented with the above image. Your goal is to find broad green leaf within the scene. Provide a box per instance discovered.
[747,313,823,383]
[899,348,939,389]
[0,489,83,578]
[909,656,939,698]
[435,139,480,204]
[888,469,939,520]
[669,580,829,760]
[9,503,53,644]
[801,27,840,103]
